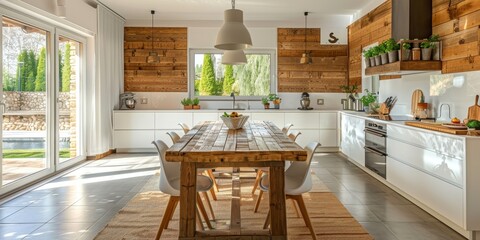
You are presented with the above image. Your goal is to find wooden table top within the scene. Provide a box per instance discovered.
[166,121,307,163]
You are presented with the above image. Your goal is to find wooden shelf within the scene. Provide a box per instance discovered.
[365,60,442,76]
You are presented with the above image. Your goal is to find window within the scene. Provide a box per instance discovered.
[189,49,276,99]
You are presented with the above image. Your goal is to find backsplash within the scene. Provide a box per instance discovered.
[378,70,480,121]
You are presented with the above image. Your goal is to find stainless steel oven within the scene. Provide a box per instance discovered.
[364,120,387,178]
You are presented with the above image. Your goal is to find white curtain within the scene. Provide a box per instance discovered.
[87,4,124,156]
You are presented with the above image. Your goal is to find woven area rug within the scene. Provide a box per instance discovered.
[95,170,373,240]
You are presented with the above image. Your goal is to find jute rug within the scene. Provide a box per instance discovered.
[95,170,373,240]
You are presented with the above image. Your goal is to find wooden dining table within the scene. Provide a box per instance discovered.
[165,120,307,239]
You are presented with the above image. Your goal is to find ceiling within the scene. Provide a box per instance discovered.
[98,0,378,25]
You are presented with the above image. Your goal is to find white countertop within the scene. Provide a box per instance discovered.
[113,109,340,113]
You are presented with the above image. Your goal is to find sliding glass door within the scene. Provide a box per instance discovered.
[1,16,52,188]
[0,9,86,194]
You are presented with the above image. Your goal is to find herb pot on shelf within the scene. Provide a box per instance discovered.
[400,49,411,61]
[388,50,398,63]
[421,48,432,60]
[364,58,371,68]
[374,55,382,66]
[431,42,440,60]
[380,53,388,65]
[369,57,376,67]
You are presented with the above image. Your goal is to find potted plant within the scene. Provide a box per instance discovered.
[372,45,382,66]
[384,38,400,63]
[192,97,200,109]
[360,89,377,113]
[379,42,388,65]
[181,98,192,110]
[401,41,411,61]
[428,34,441,60]
[268,94,281,109]
[262,97,270,109]
[363,49,373,68]
[420,39,433,60]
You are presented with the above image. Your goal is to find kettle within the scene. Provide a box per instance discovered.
[300,92,311,109]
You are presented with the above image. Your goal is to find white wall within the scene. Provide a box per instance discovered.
[378,71,480,121]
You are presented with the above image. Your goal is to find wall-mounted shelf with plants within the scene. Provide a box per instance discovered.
[364,36,442,76]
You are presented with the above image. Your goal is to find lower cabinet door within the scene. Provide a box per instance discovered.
[387,157,464,227]
[319,129,338,147]
[294,129,319,148]
[114,130,155,149]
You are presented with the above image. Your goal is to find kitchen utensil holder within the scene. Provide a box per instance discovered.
[379,103,390,115]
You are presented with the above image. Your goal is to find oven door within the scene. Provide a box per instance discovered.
[364,146,387,178]
[364,128,386,153]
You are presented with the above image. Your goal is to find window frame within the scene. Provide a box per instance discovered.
[188,48,277,101]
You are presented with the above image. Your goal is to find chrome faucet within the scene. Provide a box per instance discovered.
[438,103,451,119]
[230,92,236,109]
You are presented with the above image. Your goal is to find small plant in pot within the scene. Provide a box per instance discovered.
[401,41,411,61]
[384,38,400,63]
[360,89,377,113]
[262,97,270,109]
[268,94,281,109]
[372,46,382,66]
[181,98,193,110]
[420,40,434,60]
[379,43,388,65]
[428,34,441,60]
[363,49,374,68]
[192,97,200,109]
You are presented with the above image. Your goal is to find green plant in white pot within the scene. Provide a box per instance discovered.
[360,89,376,113]
[401,41,411,61]
[428,34,440,60]
[420,40,434,61]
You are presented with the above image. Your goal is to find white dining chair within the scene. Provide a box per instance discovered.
[166,131,219,200]
[258,142,320,240]
[178,122,190,134]
[282,123,294,134]
[251,130,302,195]
[152,140,216,240]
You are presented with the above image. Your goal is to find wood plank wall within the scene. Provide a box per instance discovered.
[124,27,188,92]
[433,0,480,73]
[348,0,392,86]
[277,28,348,93]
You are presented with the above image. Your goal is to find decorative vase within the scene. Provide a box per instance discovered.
[388,50,398,63]
[421,48,432,60]
[380,53,388,65]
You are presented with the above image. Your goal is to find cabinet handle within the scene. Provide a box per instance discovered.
[364,146,387,156]
[364,129,386,138]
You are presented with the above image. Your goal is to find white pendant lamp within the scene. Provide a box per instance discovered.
[147,10,160,64]
[56,0,67,18]
[222,50,247,65]
[215,0,252,50]
[300,12,313,64]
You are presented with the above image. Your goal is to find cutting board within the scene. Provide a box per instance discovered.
[467,95,480,121]
[411,89,423,116]
[405,121,467,135]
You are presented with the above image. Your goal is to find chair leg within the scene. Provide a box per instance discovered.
[202,191,216,220]
[253,190,264,213]
[165,197,179,228]
[156,196,179,240]
[207,169,220,192]
[196,208,205,231]
[263,209,271,229]
[252,169,263,194]
[209,187,217,201]
[291,198,301,218]
[197,193,213,229]
[290,194,317,240]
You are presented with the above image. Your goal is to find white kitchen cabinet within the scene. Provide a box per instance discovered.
[155,112,192,129]
[113,112,154,130]
[114,130,155,149]
[319,129,338,147]
[285,112,319,129]
[319,112,337,129]
[387,157,464,227]
[251,112,285,129]
[193,112,218,125]
[340,113,365,166]
[155,130,185,147]
[294,129,319,148]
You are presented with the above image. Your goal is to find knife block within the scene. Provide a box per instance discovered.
[379,103,390,115]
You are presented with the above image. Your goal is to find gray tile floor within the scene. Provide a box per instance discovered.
[0,152,467,240]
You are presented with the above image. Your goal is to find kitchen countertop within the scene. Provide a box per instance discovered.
[113,109,340,113]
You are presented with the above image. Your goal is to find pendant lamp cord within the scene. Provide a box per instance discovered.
[151,10,155,51]
[231,0,235,9]
[304,12,308,53]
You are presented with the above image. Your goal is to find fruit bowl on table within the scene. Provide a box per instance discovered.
[220,115,249,130]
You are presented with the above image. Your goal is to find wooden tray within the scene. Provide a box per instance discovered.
[405,121,468,135]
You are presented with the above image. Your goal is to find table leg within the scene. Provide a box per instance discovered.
[269,164,287,239]
[180,162,197,238]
